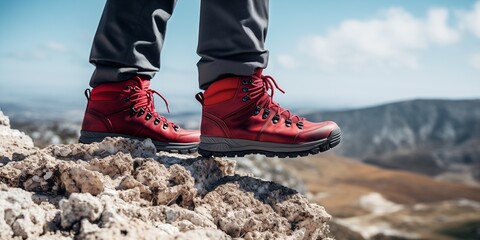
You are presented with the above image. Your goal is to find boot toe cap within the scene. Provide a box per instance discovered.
[176,129,201,143]
[296,121,339,143]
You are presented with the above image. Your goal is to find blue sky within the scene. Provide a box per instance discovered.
[0,0,479,115]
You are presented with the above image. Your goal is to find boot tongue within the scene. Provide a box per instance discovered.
[254,69,263,77]
[91,76,151,97]
[128,76,150,89]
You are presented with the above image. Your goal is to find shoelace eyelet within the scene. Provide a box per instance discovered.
[262,109,270,119]
[130,107,138,116]
[137,109,145,116]
[272,114,280,124]
[173,125,179,131]
[253,106,261,116]
[145,112,152,120]
[285,119,292,127]
[154,118,161,125]
[297,122,304,129]
[242,88,249,92]
[242,79,248,85]
[162,123,169,130]
[123,97,130,102]
[242,96,250,102]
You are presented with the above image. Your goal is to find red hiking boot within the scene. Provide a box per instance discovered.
[79,76,199,153]
[196,70,341,158]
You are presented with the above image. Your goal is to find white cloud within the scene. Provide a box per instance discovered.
[298,7,459,69]
[6,41,69,61]
[45,41,68,52]
[276,54,298,69]
[426,8,460,44]
[458,1,480,38]
[469,53,480,70]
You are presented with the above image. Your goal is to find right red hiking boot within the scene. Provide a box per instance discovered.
[197,69,341,158]
[79,76,199,153]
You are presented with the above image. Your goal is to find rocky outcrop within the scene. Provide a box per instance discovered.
[0,111,332,240]
[0,111,36,165]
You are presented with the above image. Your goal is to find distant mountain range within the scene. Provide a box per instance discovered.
[305,99,480,184]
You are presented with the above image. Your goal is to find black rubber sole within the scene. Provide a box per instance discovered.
[198,128,341,158]
[79,130,198,154]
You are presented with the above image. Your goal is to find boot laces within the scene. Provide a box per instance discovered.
[128,86,178,129]
[249,74,304,123]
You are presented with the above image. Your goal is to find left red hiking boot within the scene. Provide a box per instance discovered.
[196,69,341,158]
[79,76,199,153]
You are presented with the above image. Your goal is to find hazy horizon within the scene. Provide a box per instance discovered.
[2,97,479,124]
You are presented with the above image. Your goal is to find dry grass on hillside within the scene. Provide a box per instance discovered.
[280,154,480,217]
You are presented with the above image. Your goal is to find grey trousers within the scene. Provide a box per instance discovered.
[89,0,269,90]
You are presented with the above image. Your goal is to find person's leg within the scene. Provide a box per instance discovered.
[196,0,341,158]
[89,0,176,87]
[197,0,269,90]
[80,0,200,153]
